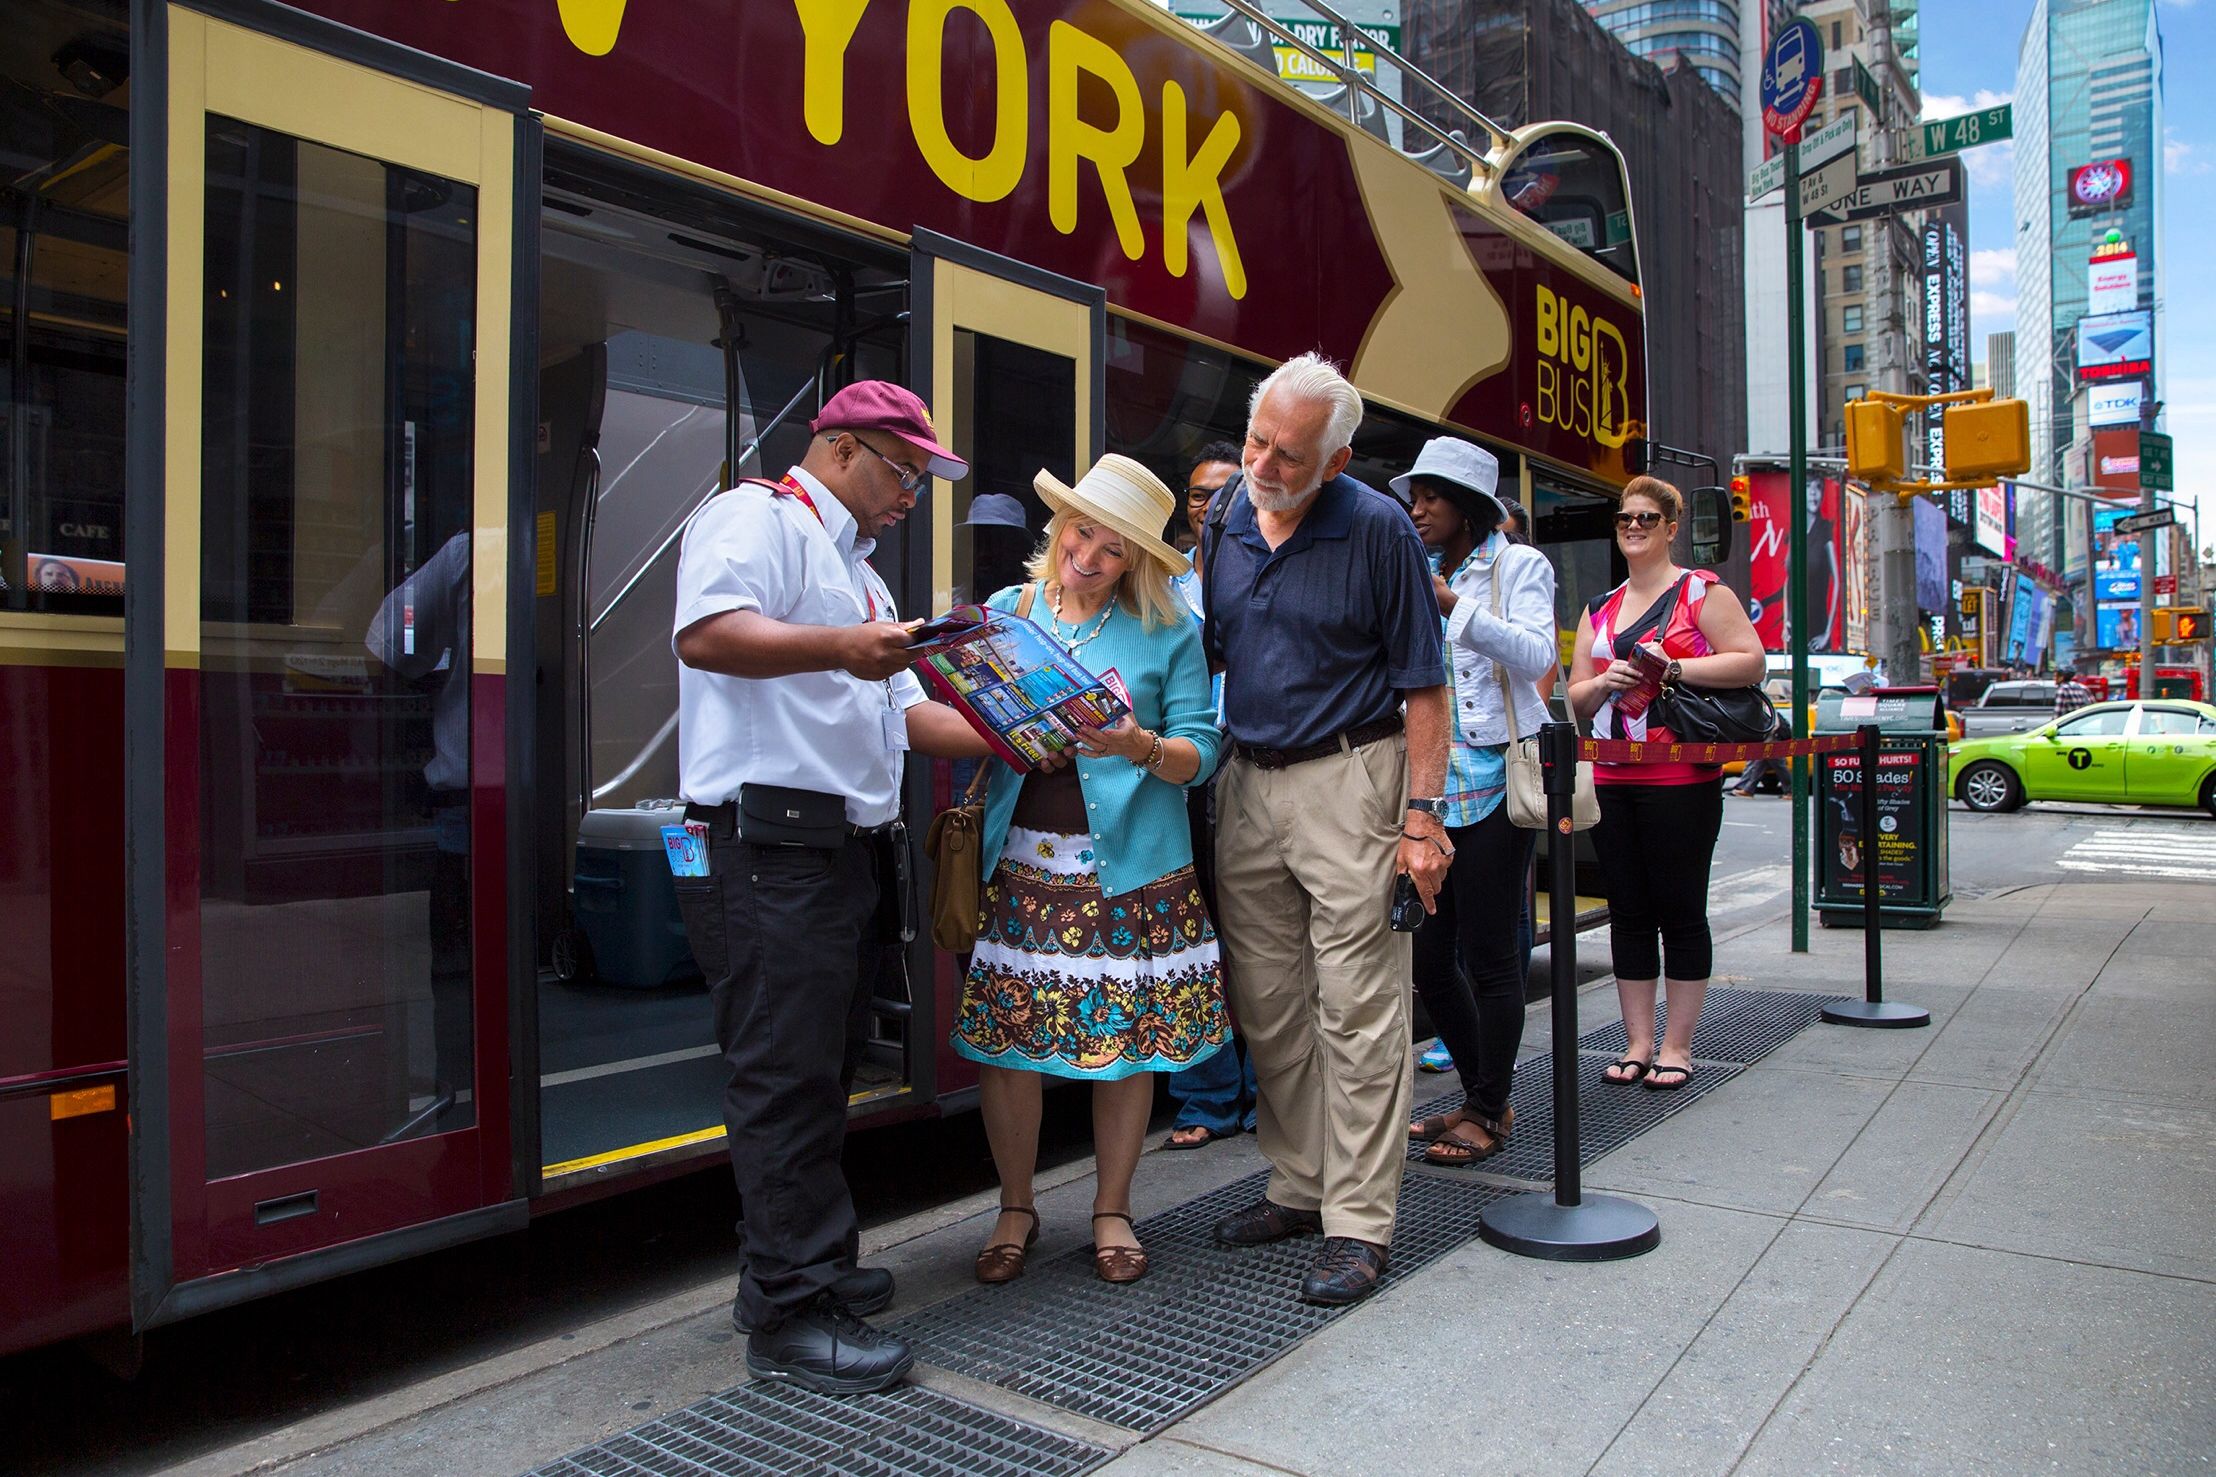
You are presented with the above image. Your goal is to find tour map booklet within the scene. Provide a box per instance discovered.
[907,606,1129,771]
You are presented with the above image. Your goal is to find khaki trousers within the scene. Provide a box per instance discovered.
[1214,735,1412,1245]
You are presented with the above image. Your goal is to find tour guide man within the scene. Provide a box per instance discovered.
[1203,352,1451,1306]
[672,380,991,1395]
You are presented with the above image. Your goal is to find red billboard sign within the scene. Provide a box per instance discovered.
[2067,159,2133,215]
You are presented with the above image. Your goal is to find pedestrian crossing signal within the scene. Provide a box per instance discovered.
[1844,400,1905,484]
[2163,608,2209,643]
[1943,398,2032,483]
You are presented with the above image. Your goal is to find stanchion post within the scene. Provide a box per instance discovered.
[1478,722,1660,1261]
[1821,722,1930,1029]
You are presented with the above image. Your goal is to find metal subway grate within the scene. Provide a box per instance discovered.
[527,1380,1112,1477]
[1574,987,1848,1065]
[892,1169,1506,1433]
[1407,1057,1742,1181]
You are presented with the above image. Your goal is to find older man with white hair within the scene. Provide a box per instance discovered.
[1197,352,1451,1306]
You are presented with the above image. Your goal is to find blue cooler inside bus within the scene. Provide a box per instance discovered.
[572,803,701,988]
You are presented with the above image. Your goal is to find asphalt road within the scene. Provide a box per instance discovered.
[7,788,2208,1476]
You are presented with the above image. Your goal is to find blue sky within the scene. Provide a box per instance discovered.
[1920,0,2207,555]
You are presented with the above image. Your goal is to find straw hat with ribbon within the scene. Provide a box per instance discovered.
[1032,453,1192,577]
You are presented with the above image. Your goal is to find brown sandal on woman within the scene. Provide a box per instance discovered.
[1089,1211,1149,1284]
[974,1205,1040,1284]
[1408,1107,1468,1143]
[1422,1107,1514,1167]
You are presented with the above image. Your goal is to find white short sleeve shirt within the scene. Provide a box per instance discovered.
[672,467,925,827]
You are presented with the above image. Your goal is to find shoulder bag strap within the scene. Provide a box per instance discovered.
[1015,581,1037,619]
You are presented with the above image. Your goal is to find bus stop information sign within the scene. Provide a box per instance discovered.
[1761,19,1824,143]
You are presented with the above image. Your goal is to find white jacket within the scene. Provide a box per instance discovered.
[1441,536,1558,745]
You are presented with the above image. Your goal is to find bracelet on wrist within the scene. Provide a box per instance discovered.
[1137,731,1164,772]
[1401,830,1454,857]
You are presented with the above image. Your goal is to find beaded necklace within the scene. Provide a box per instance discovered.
[1047,582,1117,653]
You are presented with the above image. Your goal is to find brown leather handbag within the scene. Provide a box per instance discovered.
[924,764,992,951]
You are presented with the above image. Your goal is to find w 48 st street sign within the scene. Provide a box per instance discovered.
[1808,157,1964,225]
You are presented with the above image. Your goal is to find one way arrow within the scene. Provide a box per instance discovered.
[1808,157,1964,224]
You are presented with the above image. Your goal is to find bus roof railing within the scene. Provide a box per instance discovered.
[1203,0,1513,176]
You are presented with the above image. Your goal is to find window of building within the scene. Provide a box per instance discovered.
[1831,21,1842,48]
[1842,224,1863,252]
[1843,264,1864,293]
[1843,305,1864,333]
[1845,384,1866,401]
[1843,343,1866,372]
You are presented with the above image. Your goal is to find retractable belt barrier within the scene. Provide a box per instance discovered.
[1577,732,1860,766]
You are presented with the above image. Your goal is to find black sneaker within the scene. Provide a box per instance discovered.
[745,1298,914,1396]
[731,1266,894,1334]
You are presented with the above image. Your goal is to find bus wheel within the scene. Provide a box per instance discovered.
[552,926,595,984]
[1961,762,2022,813]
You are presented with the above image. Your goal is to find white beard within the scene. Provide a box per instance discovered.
[1246,477,1321,514]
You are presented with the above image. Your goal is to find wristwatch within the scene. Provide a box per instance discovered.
[1406,797,1448,819]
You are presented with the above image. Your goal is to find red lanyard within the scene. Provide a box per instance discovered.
[774,474,877,621]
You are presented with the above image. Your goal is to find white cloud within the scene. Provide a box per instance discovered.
[1963,138,2014,190]
[1921,88,2010,122]
[1970,249,2016,288]
[1970,288,2017,331]
[2165,129,2211,176]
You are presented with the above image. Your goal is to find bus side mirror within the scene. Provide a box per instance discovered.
[1688,484,1732,566]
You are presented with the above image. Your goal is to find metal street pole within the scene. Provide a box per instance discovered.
[2139,410,2158,688]
[1785,136,1810,955]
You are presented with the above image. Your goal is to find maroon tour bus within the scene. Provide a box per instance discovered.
[0,0,1646,1357]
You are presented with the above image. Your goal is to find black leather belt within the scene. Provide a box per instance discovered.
[683,801,891,839]
[1234,713,1405,771]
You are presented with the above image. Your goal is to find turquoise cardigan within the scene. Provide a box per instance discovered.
[975,584,1222,898]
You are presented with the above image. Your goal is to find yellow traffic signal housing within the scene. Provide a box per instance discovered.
[2151,609,2174,644]
[1944,397,2032,483]
[2171,608,2210,643]
[1845,399,1905,485]
[1728,475,1752,522]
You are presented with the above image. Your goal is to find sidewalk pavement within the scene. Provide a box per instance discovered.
[195,882,2216,1477]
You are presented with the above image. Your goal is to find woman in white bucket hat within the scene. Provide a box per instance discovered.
[954,454,1228,1287]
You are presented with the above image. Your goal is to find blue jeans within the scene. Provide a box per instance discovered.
[1169,1035,1258,1133]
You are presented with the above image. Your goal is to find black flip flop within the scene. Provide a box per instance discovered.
[1603,1057,1651,1085]
[1644,1063,1692,1091]
[1164,1124,1224,1151]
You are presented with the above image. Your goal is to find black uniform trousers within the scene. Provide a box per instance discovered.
[678,822,896,1331]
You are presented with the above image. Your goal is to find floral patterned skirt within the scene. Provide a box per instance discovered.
[952,826,1228,1081]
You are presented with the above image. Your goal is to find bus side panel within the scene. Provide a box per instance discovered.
[0,661,131,1354]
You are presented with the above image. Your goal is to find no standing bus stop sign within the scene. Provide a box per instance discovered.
[1761,18,1825,143]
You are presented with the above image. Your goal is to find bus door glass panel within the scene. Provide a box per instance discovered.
[197,119,479,1176]
[2125,706,2204,804]
[2026,707,2126,800]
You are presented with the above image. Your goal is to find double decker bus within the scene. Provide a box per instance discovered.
[0,0,1647,1356]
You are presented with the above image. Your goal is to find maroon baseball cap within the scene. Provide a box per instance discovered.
[811,381,969,481]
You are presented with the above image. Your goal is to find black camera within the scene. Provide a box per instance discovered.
[1390,873,1425,932]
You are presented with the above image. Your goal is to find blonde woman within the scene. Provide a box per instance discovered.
[954,454,1227,1286]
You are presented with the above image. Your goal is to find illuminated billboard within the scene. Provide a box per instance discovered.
[2087,381,2142,427]
[2067,159,2133,216]
[2076,310,2152,381]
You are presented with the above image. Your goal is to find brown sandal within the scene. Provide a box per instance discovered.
[1408,1107,1468,1143]
[1090,1211,1149,1284]
[1422,1107,1514,1167]
[974,1205,1040,1284]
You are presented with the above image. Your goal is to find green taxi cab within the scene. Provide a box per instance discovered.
[1949,699,2216,817]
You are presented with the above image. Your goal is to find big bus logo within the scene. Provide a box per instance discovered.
[1533,283,1632,450]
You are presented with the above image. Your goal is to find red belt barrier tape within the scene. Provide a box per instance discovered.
[1578,732,1862,766]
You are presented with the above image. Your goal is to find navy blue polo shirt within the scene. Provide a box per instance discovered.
[1206,473,1447,751]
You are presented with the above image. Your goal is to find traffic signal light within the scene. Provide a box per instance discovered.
[1845,399,1905,484]
[1943,398,2032,483]
[2170,608,2210,643]
[1728,475,1751,522]
[2152,609,2172,643]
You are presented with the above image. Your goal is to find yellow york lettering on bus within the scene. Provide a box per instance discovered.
[553,0,629,57]
[1533,283,1631,450]
[795,0,1247,297]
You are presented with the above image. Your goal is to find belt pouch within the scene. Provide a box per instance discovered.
[738,783,847,849]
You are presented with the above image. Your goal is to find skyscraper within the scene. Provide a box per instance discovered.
[1584,0,1747,106]
[2013,0,2164,573]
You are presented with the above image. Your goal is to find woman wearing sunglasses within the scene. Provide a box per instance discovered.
[1566,477,1764,1091]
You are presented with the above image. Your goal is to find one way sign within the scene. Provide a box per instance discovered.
[1808,157,1964,224]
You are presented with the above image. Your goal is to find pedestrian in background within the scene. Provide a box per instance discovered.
[1165,439,1260,1149]
[2055,672,2094,715]
[673,381,991,1395]
[1202,352,1450,1307]
[954,454,1226,1287]
[1395,439,1555,1166]
[1566,477,1764,1092]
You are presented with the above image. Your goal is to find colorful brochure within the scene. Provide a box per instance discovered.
[907,606,1129,771]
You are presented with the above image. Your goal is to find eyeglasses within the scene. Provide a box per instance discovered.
[1614,510,1666,529]
[838,434,927,492]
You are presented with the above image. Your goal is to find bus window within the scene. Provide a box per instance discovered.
[0,4,129,614]
[1500,132,1640,286]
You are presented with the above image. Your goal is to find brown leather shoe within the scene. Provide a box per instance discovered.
[1089,1211,1149,1284]
[974,1205,1039,1284]
[1299,1237,1389,1306]
[1212,1198,1324,1247]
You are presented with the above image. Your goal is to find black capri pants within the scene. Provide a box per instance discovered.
[1594,779,1723,982]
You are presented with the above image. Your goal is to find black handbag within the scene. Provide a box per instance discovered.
[1643,575,1782,746]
